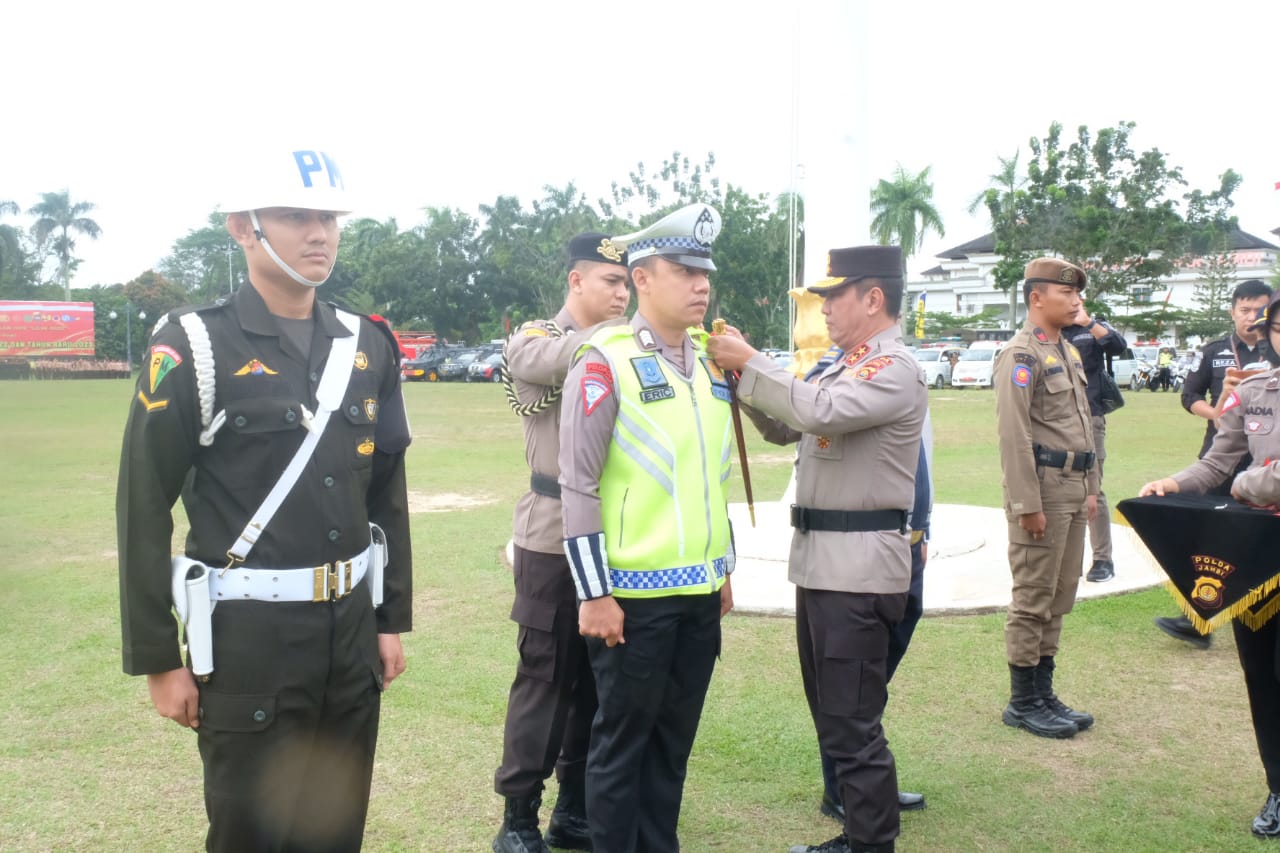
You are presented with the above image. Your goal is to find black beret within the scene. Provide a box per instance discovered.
[568,232,627,267]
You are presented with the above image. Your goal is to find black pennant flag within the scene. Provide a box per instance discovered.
[1117,494,1280,634]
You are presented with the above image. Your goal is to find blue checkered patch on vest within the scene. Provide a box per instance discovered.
[610,557,727,590]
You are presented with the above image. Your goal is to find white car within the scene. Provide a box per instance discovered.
[913,348,960,389]
[951,343,1004,388]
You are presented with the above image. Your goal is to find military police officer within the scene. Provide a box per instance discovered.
[559,204,735,853]
[994,257,1098,740]
[709,245,927,853]
[116,146,413,852]
[492,233,630,853]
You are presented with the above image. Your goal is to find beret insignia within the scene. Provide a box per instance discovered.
[596,238,623,263]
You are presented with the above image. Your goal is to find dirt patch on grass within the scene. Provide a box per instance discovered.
[407,490,497,513]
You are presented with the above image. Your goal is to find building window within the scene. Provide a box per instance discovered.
[1131,288,1152,304]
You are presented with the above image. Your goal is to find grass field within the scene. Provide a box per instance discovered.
[0,379,1268,852]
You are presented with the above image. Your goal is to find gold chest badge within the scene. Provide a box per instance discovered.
[354,351,368,370]
[357,438,375,456]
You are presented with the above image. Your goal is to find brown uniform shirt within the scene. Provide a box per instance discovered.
[558,313,696,539]
[1173,369,1280,502]
[995,322,1100,518]
[735,326,927,594]
[505,308,619,554]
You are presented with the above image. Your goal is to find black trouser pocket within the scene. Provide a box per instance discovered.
[819,626,888,717]
[512,595,558,683]
[198,692,277,733]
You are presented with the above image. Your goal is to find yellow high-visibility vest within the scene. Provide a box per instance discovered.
[585,325,734,598]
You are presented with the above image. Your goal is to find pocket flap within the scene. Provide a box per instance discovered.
[825,626,887,661]
[198,692,277,733]
[509,595,557,632]
[225,397,304,435]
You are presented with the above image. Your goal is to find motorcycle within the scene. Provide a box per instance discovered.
[1131,359,1154,391]
[1169,363,1189,392]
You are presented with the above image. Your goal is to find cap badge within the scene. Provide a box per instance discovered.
[597,238,623,263]
[693,208,717,247]
[1060,268,1077,284]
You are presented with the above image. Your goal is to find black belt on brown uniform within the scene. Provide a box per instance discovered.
[790,505,908,534]
[530,472,561,499]
[1034,445,1095,472]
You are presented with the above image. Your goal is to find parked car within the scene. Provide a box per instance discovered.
[401,347,452,382]
[1111,345,1161,389]
[913,347,963,389]
[438,349,482,381]
[950,341,1005,388]
[467,351,505,382]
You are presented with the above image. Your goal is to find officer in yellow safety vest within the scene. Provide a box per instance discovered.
[558,203,735,853]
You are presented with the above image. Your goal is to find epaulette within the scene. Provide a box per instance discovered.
[329,303,399,355]
[148,297,228,339]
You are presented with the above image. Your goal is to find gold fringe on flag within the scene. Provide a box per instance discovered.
[1165,571,1280,635]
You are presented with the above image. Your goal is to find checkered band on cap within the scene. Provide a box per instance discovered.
[626,235,713,261]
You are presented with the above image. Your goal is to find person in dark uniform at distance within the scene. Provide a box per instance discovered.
[116,146,413,852]
[492,233,631,853]
[709,245,927,853]
[994,257,1098,741]
[1061,306,1128,583]
[559,204,735,853]
[1140,287,1280,839]
[1157,278,1272,648]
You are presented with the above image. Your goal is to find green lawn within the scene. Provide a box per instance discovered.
[0,379,1265,851]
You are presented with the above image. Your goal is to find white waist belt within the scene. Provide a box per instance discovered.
[208,545,371,603]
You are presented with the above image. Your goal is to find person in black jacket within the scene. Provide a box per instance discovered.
[116,146,413,852]
[1155,278,1272,648]
[1062,305,1128,582]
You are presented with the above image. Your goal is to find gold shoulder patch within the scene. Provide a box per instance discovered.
[523,327,549,337]
[136,390,169,413]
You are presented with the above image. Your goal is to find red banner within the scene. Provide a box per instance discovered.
[0,301,96,357]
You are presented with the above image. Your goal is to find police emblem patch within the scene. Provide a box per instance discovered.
[582,376,611,415]
[354,351,368,370]
[596,238,623,263]
[631,355,666,388]
[1012,364,1032,387]
[357,438,375,456]
[693,208,717,247]
[364,398,378,420]
[234,359,279,376]
[148,345,182,394]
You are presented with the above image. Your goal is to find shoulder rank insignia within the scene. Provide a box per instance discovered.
[637,328,657,350]
[354,351,368,370]
[234,359,278,377]
[136,390,169,413]
[843,343,871,366]
[523,327,548,337]
[1033,327,1048,342]
[854,355,894,381]
[148,345,182,394]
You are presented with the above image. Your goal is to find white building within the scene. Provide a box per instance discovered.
[907,227,1278,341]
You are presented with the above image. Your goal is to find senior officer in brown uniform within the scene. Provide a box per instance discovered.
[994,257,1099,741]
[559,204,735,853]
[492,232,630,853]
[116,146,412,852]
[1141,289,1280,839]
[710,245,927,853]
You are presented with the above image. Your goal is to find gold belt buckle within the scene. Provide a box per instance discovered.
[312,560,354,601]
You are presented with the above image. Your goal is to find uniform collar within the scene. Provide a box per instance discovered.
[234,282,351,340]
[553,306,577,334]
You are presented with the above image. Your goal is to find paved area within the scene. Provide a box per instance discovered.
[504,502,1166,618]
[729,501,1165,617]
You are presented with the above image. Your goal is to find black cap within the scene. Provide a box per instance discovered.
[808,245,903,294]
[568,232,627,267]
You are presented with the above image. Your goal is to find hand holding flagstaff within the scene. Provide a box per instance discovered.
[710,318,756,527]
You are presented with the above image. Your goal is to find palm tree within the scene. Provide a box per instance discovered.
[29,190,101,300]
[0,200,21,292]
[868,165,945,278]
[966,151,1026,216]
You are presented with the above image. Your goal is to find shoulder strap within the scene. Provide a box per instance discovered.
[223,310,362,568]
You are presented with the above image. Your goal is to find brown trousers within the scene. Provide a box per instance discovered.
[1005,467,1088,666]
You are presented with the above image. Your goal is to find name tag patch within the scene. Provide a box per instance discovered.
[641,386,676,403]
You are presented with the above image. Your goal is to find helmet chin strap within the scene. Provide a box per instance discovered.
[249,210,334,288]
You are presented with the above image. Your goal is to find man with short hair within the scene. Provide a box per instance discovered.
[1157,278,1273,647]
[492,232,631,853]
[558,204,735,852]
[117,147,413,851]
[994,257,1098,741]
[709,244,927,853]
[1060,306,1128,583]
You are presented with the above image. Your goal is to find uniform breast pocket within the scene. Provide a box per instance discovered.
[807,432,843,460]
[341,378,380,470]
[222,396,306,486]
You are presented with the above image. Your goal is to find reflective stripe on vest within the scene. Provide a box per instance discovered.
[585,325,734,598]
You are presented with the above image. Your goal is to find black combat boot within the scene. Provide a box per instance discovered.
[1253,792,1280,838]
[1033,656,1094,731]
[1002,663,1078,739]
[543,777,592,851]
[493,793,549,853]
[789,835,893,853]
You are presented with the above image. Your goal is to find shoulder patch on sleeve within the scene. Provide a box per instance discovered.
[1013,353,1036,367]
[1011,363,1033,387]
[523,327,548,337]
[1220,391,1242,415]
[581,373,612,415]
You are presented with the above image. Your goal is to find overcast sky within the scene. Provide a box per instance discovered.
[4,0,1277,289]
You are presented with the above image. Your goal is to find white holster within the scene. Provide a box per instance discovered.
[171,556,215,677]
[368,523,388,608]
